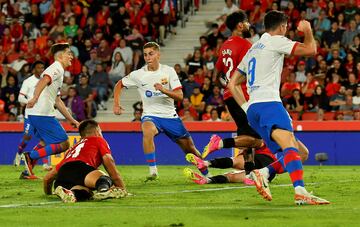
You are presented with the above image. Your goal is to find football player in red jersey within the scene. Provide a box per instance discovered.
[199,11,265,174]
[43,120,127,203]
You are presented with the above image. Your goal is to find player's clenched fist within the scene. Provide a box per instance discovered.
[297,20,311,32]
[154,83,163,91]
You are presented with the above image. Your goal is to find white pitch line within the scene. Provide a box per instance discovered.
[0,179,358,209]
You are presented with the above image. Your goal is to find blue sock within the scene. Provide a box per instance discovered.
[145,152,156,167]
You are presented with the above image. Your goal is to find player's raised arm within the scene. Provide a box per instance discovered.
[26,76,51,108]
[292,20,317,56]
[113,80,125,115]
[102,154,126,190]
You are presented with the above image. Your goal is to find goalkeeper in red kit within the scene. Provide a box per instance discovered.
[43,120,127,202]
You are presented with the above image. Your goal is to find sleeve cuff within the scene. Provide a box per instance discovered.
[43,74,52,85]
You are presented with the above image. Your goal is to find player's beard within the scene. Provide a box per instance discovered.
[242,30,251,39]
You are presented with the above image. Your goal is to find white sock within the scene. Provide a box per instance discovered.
[259,167,270,180]
[149,166,158,175]
[295,186,308,195]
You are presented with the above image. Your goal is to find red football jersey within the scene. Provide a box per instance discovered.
[56,136,112,171]
[215,36,252,100]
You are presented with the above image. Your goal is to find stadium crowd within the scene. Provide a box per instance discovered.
[173,0,360,122]
[0,0,185,121]
[0,0,360,122]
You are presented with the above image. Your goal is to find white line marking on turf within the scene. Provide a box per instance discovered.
[0,179,357,209]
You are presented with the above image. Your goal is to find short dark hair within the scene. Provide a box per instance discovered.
[50,43,70,56]
[225,10,247,32]
[31,60,45,70]
[143,42,160,51]
[264,10,288,31]
[79,119,99,137]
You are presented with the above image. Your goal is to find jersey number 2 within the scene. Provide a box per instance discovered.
[248,57,256,86]
[222,57,234,80]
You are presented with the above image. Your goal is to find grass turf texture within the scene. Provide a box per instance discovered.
[0,165,359,227]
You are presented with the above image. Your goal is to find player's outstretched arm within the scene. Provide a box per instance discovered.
[228,70,248,112]
[55,96,80,128]
[113,80,125,115]
[102,154,126,190]
[43,168,58,195]
[27,76,51,108]
[154,83,183,101]
[292,20,317,57]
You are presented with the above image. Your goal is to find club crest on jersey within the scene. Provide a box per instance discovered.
[161,77,168,85]
[145,90,153,97]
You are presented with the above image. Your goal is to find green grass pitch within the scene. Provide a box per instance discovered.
[0,165,359,227]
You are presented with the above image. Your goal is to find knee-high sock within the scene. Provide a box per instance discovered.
[29,143,63,160]
[283,147,304,188]
[17,136,31,154]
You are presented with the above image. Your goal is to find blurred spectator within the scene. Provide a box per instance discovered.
[349,35,360,59]
[190,86,205,113]
[301,71,319,101]
[48,17,64,40]
[313,9,331,39]
[295,61,307,83]
[8,112,17,121]
[132,109,142,122]
[186,49,205,75]
[344,0,358,22]
[1,75,19,103]
[85,49,101,76]
[97,39,112,65]
[60,73,74,100]
[286,89,304,113]
[307,85,330,111]
[178,97,198,120]
[182,74,200,98]
[125,27,144,70]
[306,0,321,22]
[207,24,224,49]
[90,63,109,110]
[65,87,86,121]
[203,47,217,74]
[345,72,358,95]
[201,76,213,100]
[220,106,232,122]
[148,2,165,46]
[326,59,347,83]
[109,52,126,86]
[5,92,20,115]
[326,73,342,97]
[352,85,360,108]
[66,51,82,78]
[341,20,359,49]
[199,36,209,56]
[249,26,260,44]
[96,3,110,28]
[339,95,356,120]
[64,16,78,38]
[206,85,224,108]
[207,108,221,122]
[322,20,343,50]
[139,16,154,42]
[61,3,74,23]
[344,52,356,74]
[174,64,187,82]
[113,39,133,74]
[329,85,346,111]
[281,72,301,100]
[76,74,95,119]
[223,0,238,16]
[83,16,97,39]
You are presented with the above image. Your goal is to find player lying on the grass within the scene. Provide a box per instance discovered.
[43,120,127,203]
[113,42,210,181]
[184,141,309,185]
[229,11,329,205]
[22,43,80,179]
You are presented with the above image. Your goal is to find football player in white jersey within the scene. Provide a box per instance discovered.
[14,61,53,176]
[229,11,329,205]
[22,43,80,178]
[113,42,210,181]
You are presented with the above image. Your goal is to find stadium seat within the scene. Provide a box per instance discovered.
[0,113,9,121]
[301,112,317,121]
[289,111,299,120]
[324,112,336,121]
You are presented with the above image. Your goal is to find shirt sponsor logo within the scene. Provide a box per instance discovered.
[145,90,163,97]
[145,90,153,97]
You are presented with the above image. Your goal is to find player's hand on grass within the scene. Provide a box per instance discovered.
[154,83,164,91]
[113,105,124,115]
